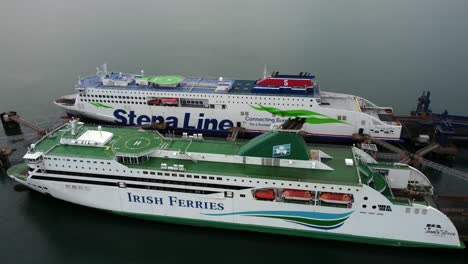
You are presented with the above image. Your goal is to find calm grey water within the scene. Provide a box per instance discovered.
[1,0,467,263]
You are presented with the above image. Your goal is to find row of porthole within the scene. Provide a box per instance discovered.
[45,161,361,193]
[81,94,308,107]
[82,99,146,104]
[88,89,313,101]
[81,97,306,108]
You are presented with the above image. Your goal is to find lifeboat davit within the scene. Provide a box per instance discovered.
[282,189,313,201]
[254,189,275,200]
[319,192,353,204]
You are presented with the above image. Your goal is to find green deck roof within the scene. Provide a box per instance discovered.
[33,125,364,185]
[132,144,360,185]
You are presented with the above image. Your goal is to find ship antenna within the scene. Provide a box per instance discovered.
[70,117,77,136]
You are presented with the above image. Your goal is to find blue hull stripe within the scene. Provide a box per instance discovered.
[203,210,353,220]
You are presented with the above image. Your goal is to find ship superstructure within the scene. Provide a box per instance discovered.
[55,65,401,142]
[7,120,463,249]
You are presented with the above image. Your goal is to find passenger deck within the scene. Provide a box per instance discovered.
[32,124,363,185]
[79,73,320,97]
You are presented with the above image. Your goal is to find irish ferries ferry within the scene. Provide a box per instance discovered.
[7,120,464,249]
[54,64,401,142]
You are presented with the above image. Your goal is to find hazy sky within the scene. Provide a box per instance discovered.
[1,0,467,115]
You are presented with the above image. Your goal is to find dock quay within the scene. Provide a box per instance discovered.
[382,91,468,148]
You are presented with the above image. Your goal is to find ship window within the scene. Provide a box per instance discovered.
[217,177,222,180]
[157,172,162,176]
[186,175,192,178]
[201,176,207,179]
[143,171,148,174]
[194,175,199,179]
[240,194,246,198]
[164,173,169,176]
[209,176,214,180]
[150,172,155,175]
[172,174,177,177]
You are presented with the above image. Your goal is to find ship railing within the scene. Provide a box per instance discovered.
[114,149,155,158]
[28,123,69,152]
[125,163,360,186]
[45,151,114,160]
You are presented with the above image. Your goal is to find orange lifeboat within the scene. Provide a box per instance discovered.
[161,98,178,105]
[254,189,275,201]
[319,192,353,204]
[282,189,313,201]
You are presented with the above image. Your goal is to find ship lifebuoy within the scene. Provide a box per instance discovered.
[343,194,350,201]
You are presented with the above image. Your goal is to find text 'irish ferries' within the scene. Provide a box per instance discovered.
[127,193,225,211]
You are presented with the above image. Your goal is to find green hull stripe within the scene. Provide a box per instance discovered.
[90,102,113,109]
[251,214,347,227]
[111,210,464,249]
[249,105,346,125]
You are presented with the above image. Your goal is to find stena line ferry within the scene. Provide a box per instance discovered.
[7,119,464,249]
[54,64,402,142]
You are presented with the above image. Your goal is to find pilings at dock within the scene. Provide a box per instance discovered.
[1,112,22,136]
[0,146,13,171]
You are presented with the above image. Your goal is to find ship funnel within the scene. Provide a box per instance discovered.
[263,64,268,79]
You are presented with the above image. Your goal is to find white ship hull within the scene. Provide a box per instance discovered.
[10,165,462,249]
[57,90,401,142]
